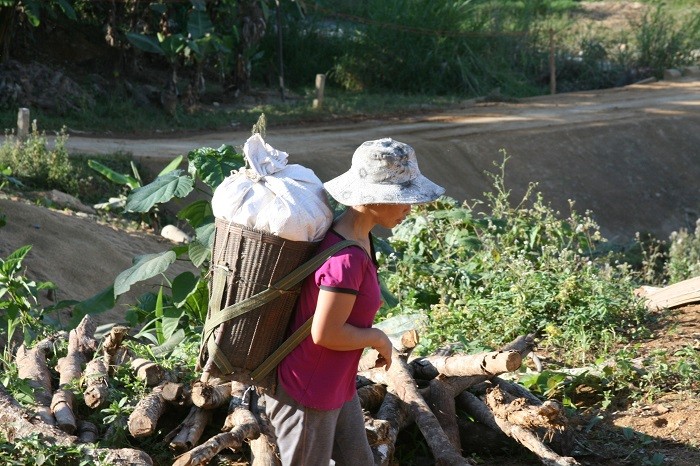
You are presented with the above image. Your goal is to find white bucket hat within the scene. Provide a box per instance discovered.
[324,138,445,206]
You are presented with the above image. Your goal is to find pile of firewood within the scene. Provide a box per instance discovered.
[3,314,582,466]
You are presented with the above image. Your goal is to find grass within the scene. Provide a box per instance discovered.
[0,87,463,136]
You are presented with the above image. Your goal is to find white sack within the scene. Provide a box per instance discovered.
[211,134,333,242]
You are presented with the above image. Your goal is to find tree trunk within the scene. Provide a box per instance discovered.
[130,357,165,387]
[128,382,168,438]
[0,384,153,465]
[16,338,56,425]
[192,380,233,409]
[51,315,97,434]
[103,325,130,376]
[165,406,213,454]
[384,349,471,466]
[83,358,109,409]
[172,409,260,466]
[456,390,580,466]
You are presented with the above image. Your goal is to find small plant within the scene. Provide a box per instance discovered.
[666,219,700,283]
[88,155,184,229]
[0,431,99,466]
[0,124,75,193]
[0,245,56,358]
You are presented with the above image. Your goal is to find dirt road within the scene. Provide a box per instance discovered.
[2,77,699,317]
[66,78,700,242]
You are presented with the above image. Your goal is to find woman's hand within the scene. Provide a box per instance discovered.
[312,290,394,370]
[372,329,393,370]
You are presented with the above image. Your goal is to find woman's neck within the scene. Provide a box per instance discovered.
[333,207,374,244]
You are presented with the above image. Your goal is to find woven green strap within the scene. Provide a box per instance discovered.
[250,314,313,383]
[203,239,361,377]
[207,265,233,373]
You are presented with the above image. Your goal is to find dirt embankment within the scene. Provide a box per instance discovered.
[63,78,700,243]
[1,77,699,315]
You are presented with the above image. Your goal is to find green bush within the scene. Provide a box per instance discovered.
[378,155,647,364]
[634,2,700,78]
[0,125,136,204]
[0,125,75,193]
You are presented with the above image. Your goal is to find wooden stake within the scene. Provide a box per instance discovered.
[549,29,557,95]
[17,107,30,138]
[313,74,326,109]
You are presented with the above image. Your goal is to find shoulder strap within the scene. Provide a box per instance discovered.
[203,239,362,377]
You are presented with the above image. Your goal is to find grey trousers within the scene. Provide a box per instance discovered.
[264,383,374,466]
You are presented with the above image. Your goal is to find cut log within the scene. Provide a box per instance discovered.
[384,349,471,466]
[165,406,213,454]
[373,391,414,465]
[359,329,419,371]
[192,380,234,409]
[0,384,153,464]
[635,276,700,310]
[412,350,522,380]
[83,358,109,409]
[249,390,281,466]
[428,378,462,452]
[130,357,165,387]
[15,338,55,425]
[50,388,76,435]
[357,383,388,413]
[250,434,281,466]
[172,408,261,466]
[71,314,99,357]
[457,390,579,466]
[127,382,168,438]
[486,387,567,433]
[51,315,98,434]
[161,381,193,406]
[77,419,99,443]
[103,325,130,376]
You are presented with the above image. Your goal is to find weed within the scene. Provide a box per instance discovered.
[379,154,646,365]
[666,219,700,283]
[0,124,75,193]
[0,431,102,466]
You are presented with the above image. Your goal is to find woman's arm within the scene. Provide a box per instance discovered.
[310,289,393,368]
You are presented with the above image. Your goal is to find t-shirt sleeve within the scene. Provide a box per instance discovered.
[316,247,366,295]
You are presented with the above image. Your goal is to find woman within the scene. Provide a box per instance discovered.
[265,138,445,465]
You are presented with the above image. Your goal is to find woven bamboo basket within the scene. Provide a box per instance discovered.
[198,218,319,383]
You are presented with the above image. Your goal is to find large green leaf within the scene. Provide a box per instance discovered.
[126,32,164,55]
[188,241,210,269]
[185,278,209,323]
[125,170,194,213]
[188,9,214,40]
[150,329,186,357]
[172,271,199,306]
[70,285,117,328]
[56,0,77,20]
[188,221,215,268]
[88,159,140,189]
[158,155,185,177]
[162,306,183,342]
[159,33,187,61]
[114,251,177,297]
[188,145,245,189]
[177,199,213,229]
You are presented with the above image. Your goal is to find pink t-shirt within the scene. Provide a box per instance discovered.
[277,230,382,410]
